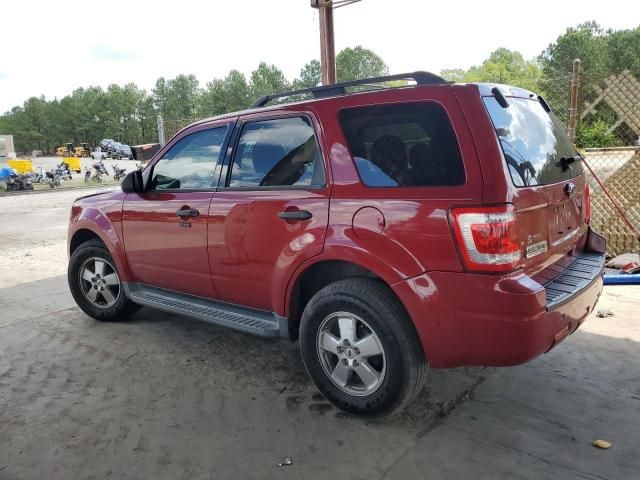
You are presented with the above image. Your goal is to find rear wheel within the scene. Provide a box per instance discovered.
[68,240,139,321]
[300,278,427,417]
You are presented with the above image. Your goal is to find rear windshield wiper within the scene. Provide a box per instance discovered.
[556,155,582,172]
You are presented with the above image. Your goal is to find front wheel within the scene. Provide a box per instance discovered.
[300,278,427,418]
[68,239,140,321]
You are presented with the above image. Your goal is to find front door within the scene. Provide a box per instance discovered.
[122,123,231,298]
[209,114,330,311]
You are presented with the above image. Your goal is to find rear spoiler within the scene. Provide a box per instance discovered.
[131,143,161,161]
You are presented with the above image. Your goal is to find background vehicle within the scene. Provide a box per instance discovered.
[91,147,107,160]
[118,144,133,160]
[74,143,91,158]
[28,166,47,184]
[112,164,127,181]
[45,169,61,188]
[131,143,161,161]
[90,159,109,183]
[67,72,605,418]
[56,143,74,156]
[100,139,115,152]
[56,161,73,180]
[0,135,15,158]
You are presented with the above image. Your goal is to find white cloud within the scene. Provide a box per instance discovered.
[0,0,637,113]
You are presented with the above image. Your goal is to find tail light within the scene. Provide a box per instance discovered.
[449,204,522,273]
[584,184,591,224]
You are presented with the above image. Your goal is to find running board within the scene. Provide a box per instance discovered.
[124,283,287,338]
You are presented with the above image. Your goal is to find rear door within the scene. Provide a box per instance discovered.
[483,95,589,278]
[122,122,232,298]
[208,112,330,311]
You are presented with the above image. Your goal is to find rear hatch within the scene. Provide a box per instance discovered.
[482,92,590,282]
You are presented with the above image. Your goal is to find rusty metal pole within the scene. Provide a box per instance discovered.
[313,0,337,85]
[567,58,581,144]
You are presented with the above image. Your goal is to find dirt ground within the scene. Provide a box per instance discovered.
[0,189,638,480]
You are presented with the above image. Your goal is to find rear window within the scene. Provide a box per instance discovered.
[339,102,465,187]
[483,96,583,187]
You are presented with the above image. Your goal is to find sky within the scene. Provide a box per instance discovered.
[0,0,637,113]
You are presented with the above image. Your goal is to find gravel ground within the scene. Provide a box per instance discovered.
[0,188,638,479]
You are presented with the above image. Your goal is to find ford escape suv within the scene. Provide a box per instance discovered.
[67,72,605,417]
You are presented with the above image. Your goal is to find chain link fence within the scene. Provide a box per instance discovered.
[158,116,201,145]
[157,66,640,257]
[577,69,640,256]
[539,73,573,127]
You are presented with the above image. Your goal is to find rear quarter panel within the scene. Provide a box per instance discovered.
[311,85,484,277]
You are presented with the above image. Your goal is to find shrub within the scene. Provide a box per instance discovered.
[578,119,622,148]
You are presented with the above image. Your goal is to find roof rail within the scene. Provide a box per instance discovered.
[250,71,449,108]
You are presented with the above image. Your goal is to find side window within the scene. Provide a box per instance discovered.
[228,116,325,188]
[148,126,228,191]
[339,103,465,187]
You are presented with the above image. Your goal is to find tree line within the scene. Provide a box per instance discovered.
[1,22,638,154]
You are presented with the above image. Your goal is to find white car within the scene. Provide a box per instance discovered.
[91,148,107,160]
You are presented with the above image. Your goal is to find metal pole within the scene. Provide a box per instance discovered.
[157,114,165,147]
[313,0,336,85]
[567,58,581,143]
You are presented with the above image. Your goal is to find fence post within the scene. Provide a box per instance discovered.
[567,58,581,143]
[157,114,165,147]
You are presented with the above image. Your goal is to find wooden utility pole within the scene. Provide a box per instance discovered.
[567,58,581,144]
[312,0,336,85]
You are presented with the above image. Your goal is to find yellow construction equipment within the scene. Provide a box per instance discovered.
[73,143,91,158]
[56,143,74,156]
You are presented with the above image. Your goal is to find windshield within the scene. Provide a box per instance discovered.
[483,96,582,187]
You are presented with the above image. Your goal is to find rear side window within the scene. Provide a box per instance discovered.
[483,97,583,187]
[339,102,465,187]
[228,116,325,189]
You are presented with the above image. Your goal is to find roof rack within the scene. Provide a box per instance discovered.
[250,71,448,108]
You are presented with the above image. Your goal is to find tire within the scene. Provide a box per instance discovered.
[300,278,427,418]
[68,239,140,321]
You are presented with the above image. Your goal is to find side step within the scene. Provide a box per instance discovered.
[124,283,286,338]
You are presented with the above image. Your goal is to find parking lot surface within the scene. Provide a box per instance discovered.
[1,189,638,479]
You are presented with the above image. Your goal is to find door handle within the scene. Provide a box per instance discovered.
[278,210,312,221]
[176,208,200,218]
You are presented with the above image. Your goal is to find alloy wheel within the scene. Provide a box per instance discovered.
[78,257,121,308]
[316,312,386,396]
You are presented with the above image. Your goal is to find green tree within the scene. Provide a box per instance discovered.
[451,48,543,92]
[607,27,640,75]
[336,46,388,82]
[294,60,322,88]
[539,21,610,77]
[249,62,290,101]
[152,74,200,120]
[440,68,466,82]
[199,70,251,116]
[540,22,640,142]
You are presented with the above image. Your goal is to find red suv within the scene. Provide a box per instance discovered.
[67,72,605,417]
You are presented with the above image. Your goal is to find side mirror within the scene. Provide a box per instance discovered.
[121,170,143,193]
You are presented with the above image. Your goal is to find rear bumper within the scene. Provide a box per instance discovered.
[393,250,605,368]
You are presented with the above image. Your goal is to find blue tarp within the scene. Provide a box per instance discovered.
[0,167,16,180]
